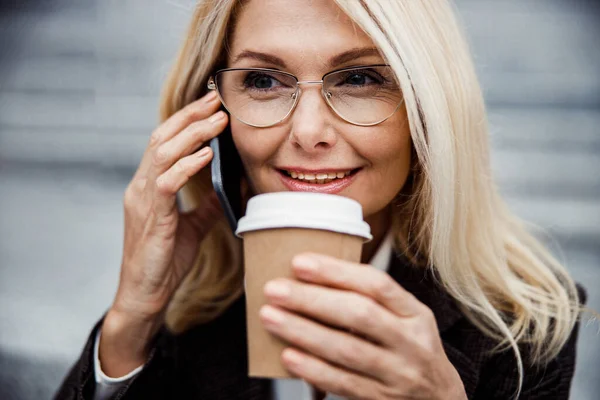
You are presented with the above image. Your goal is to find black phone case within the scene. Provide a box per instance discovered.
[210,127,243,233]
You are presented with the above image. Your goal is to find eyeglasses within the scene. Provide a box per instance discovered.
[207,64,403,127]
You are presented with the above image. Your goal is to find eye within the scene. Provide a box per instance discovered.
[333,68,386,87]
[244,72,283,90]
[345,73,375,85]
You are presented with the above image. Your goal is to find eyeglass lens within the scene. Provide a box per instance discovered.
[214,66,402,126]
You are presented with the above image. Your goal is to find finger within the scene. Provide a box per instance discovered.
[153,114,224,173]
[146,110,227,188]
[291,253,426,318]
[152,147,214,218]
[145,112,228,217]
[264,278,400,347]
[280,347,382,400]
[259,304,393,382]
[135,91,221,180]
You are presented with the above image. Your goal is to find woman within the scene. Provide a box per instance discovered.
[55,0,586,399]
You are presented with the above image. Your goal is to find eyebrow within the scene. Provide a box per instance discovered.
[231,47,383,69]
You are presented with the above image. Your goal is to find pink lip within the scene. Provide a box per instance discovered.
[277,168,361,194]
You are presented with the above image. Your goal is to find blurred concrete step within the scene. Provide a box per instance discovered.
[457,0,600,106]
[0,126,148,167]
[0,349,69,400]
[504,195,600,243]
[488,108,600,148]
[0,6,96,59]
[0,91,158,129]
[0,163,125,362]
[0,0,187,61]
[0,57,169,96]
[492,149,600,196]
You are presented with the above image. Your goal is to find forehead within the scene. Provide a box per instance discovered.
[228,0,379,72]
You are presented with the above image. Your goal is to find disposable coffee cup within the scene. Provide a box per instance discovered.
[235,192,372,378]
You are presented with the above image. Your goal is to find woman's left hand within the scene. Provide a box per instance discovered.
[259,253,467,400]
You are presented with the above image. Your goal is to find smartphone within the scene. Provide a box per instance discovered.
[209,124,244,233]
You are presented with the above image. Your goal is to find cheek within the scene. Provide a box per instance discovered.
[363,121,412,184]
[383,134,412,181]
[350,118,412,214]
[371,140,412,198]
[230,120,282,180]
[231,121,261,165]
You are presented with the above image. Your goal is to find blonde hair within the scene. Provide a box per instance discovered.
[159,1,584,397]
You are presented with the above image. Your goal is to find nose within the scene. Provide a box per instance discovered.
[288,85,338,152]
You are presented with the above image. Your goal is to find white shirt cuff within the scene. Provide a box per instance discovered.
[93,327,145,400]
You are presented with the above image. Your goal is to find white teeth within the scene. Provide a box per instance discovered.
[285,169,355,183]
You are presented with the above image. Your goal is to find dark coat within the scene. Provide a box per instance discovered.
[54,252,585,400]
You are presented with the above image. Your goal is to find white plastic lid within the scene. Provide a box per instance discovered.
[235,192,372,242]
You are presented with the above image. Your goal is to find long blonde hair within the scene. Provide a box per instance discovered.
[159,1,584,397]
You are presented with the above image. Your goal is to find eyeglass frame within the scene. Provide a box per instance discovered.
[206,64,404,128]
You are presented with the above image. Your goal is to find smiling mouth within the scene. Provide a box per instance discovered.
[278,168,362,184]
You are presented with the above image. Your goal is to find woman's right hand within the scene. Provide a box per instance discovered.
[99,92,229,376]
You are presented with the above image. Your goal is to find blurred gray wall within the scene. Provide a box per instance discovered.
[0,0,598,399]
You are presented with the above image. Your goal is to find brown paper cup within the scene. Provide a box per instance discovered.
[235,192,372,379]
[244,228,364,378]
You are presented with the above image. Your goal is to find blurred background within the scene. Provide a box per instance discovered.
[0,0,598,399]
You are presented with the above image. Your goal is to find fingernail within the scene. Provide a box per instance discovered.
[260,305,285,324]
[208,111,226,124]
[264,281,290,299]
[292,255,319,274]
[203,91,218,102]
[282,348,303,365]
[198,147,210,157]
